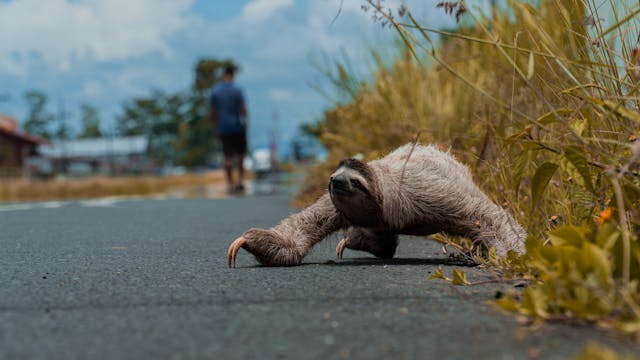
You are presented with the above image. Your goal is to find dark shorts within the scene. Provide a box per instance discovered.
[220,132,247,158]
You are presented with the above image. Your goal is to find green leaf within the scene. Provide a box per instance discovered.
[452,268,470,285]
[581,243,611,280]
[548,225,588,247]
[525,236,545,254]
[512,149,530,198]
[530,162,559,213]
[494,296,520,312]
[564,146,595,193]
[521,287,548,318]
[594,223,620,250]
[337,64,348,82]
[573,342,630,360]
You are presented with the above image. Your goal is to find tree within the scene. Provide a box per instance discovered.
[53,121,72,140]
[174,58,238,168]
[23,91,54,139]
[79,103,102,138]
[117,96,158,136]
[116,90,189,165]
[115,57,239,168]
[148,92,189,164]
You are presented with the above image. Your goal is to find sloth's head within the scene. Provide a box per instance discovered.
[328,158,383,227]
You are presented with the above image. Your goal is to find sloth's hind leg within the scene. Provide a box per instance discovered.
[336,227,398,259]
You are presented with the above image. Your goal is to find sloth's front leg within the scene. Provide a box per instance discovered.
[336,227,398,259]
[228,228,305,266]
[228,194,348,267]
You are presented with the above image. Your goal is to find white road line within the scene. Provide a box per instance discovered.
[0,201,65,212]
[78,198,123,207]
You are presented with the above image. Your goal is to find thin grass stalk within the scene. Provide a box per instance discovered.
[610,175,630,290]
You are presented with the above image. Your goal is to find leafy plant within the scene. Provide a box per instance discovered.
[299,0,640,334]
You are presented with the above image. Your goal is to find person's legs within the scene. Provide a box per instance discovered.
[236,151,246,191]
[220,135,235,192]
[224,156,234,191]
[233,132,247,191]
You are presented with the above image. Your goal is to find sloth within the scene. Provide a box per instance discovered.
[227,143,526,267]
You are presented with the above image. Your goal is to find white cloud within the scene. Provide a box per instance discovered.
[83,81,102,98]
[0,0,195,74]
[268,88,293,102]
[242,0,294,22]
[0,0,460,149]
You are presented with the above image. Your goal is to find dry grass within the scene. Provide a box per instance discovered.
[298,0,640,333]
[0,171,227,203]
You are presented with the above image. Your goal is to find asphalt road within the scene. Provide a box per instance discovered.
[1,193,639,359]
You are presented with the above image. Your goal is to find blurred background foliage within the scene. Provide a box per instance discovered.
[21,58,237,169]
[296,0,640,334]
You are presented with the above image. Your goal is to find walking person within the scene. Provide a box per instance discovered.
[210,65,248,193]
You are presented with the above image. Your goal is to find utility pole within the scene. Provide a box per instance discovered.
[270,111,279,170]
[57,99,73,174]
[108,117,116,176]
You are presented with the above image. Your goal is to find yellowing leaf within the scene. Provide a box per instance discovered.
[430,266,450,281]
[536,108,574,125]
[599,100,640,124]
[452,268,470,285]
[526,51,535,80]
[569,118,587,136]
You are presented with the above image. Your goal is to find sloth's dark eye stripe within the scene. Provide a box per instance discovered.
[350,178,367,191]
[336,158,374,183]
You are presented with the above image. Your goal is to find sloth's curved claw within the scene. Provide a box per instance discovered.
[227,237,247,268]
[336,237,349,259]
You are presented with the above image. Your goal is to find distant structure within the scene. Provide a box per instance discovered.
[270,111,279,170]
[38,136,151,176]
[0,113,47,176]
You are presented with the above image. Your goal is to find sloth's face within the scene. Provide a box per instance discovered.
[329,162,382,227]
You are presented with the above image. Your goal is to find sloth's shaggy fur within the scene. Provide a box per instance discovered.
[230,143,526,266]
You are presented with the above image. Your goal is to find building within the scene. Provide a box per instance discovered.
[0,114,47,176]
[38,136,151,175]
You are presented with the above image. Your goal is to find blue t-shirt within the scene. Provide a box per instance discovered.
[209,81,246,135]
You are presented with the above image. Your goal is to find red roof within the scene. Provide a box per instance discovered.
[0,113,49,145]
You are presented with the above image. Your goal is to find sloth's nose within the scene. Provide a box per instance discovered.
[330,174,349,190]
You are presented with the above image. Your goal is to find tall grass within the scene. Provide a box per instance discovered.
[298,0,640,333]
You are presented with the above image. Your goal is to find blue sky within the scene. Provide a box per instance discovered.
[0,0,459,152]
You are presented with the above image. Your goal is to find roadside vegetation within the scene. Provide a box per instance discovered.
[297,0,640,335]
[0,171,225,202]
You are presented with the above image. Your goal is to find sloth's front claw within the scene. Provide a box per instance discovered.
[336,237,349,259]
[227,237,247,268]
